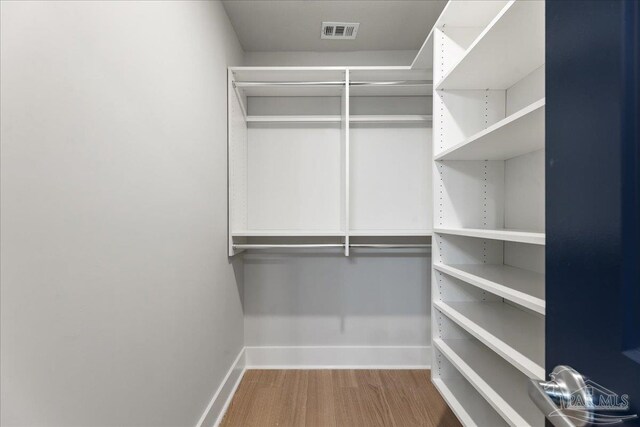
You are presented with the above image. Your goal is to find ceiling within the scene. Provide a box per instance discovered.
[222,1,447,52]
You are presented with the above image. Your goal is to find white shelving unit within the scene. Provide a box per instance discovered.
[228,66,433,256]
[430,1,546,425]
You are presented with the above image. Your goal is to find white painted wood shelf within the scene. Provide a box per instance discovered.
[246,115,341,123]
[434,227,545,245]
[232,230,345,237]
[435,338,543,426]
[434,300,545,380]
[350,115,432,123]
[349,229,432,237]
[432,377,508,427]
[436,0,544,90]
[433,263,545,315]
[434,99,545,161]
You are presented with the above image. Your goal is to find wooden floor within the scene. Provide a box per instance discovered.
[220,370,461,427]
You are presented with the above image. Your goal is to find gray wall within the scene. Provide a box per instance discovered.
[244,251,431,347]
[0,1,243,426]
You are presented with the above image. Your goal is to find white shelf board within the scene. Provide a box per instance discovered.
[349,229,432,237]
[434,99,545,160]
[434,300,545,380]
[410,1,510,70]
[348,84,432,97]
[246,115,341,123]
[434,227,545,245]
[230,67,346,83]
[433,263,545,315]
[232,230,344,237]
[435,338,543,426]
[411,28,434,70]
[432,377,508,427]
[350,115,432,123]
[237,85,344,97]
[436,0,544,90]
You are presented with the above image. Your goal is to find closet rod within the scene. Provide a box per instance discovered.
[233,81,345,87]
[233,244,344,249]
[350,244,431,248]
[233,80,433,87]
[233,244,431,250]
[350,80,432,86]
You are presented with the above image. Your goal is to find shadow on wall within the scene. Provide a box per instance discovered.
[242,250,431,316]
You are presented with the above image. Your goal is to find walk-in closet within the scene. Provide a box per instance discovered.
[4,0,639,426]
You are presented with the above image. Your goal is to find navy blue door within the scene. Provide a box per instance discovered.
[546,0,640,424]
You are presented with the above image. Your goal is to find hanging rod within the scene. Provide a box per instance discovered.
[350,80,433,86]
[233,80,433,88]
[233,244,344,249]
[350,244,431,248]
[233,243,431,250]
[233,81,345,87]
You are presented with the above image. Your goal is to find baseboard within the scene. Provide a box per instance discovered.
[244,345,431,369]
[196,348,246,427]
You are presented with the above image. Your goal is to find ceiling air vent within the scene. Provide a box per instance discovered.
[321,22,359,40]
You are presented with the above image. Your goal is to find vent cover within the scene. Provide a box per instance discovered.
[321,22,359,40]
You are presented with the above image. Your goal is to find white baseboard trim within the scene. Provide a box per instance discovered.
[195,345,430,426]
[244,345,431,369]
[196,348,246,427]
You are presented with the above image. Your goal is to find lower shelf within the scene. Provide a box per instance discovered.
[435,337,544,426]
[434,300,545,380]
[432,377,507,427]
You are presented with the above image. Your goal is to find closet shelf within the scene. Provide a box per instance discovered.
[232,230,344,237]
[349,229,432,237]
[350,115,432,123]
[434,99,545,161]
[432,377,508,427]
[349,83,432,97]
[436,0,544,90]
[246,115,341,123]
[410,1,510,71]
[434,338,543,426]
[434,300,545,380]
[434,227,545,245]
[433,263,545,315]
[245,115,433,124]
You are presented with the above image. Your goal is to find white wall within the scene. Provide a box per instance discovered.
[244,50,418,66]
[0,1,243,426]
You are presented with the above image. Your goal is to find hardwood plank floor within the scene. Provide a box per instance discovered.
[220,370,461,427]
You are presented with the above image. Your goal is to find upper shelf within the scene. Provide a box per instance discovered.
[245,115,432,124]
[231,67,433,98]
[411,1,509,70]
[434,98,545,160]
[436,0,544,90]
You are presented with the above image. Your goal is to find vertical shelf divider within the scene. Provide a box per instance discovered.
[343,69,350,256]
